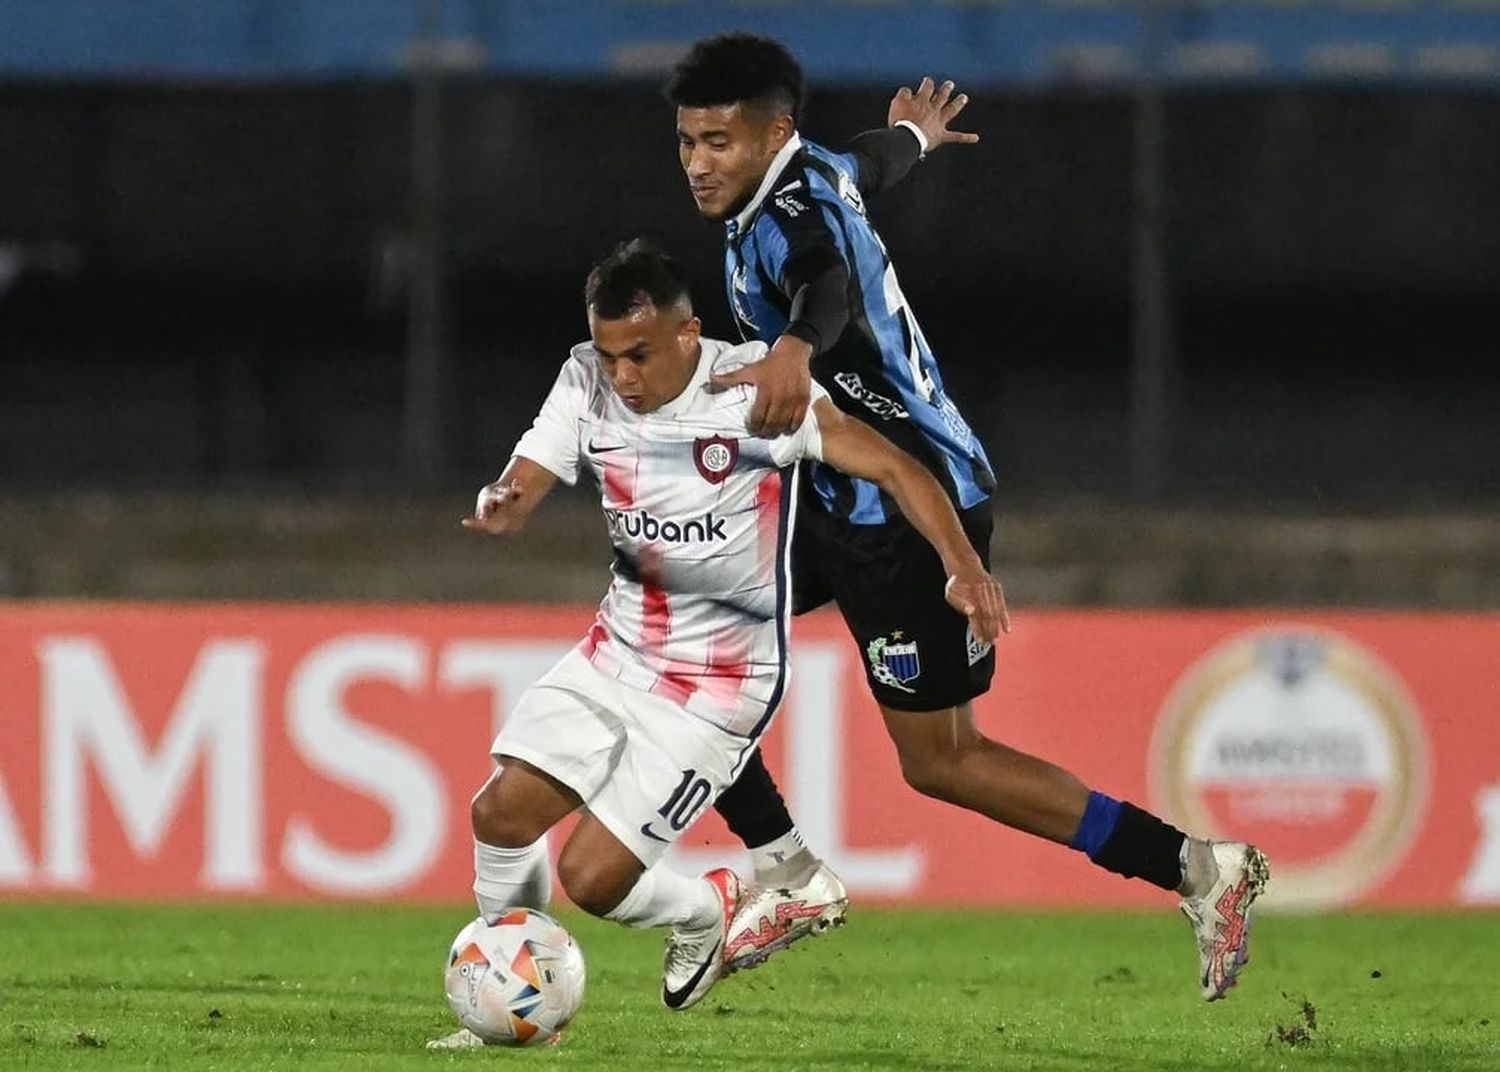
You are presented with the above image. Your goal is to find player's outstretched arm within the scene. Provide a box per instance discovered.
[812,399,1009,641]
[888,77,979,153]
[849,76,981,197]
[461,456,559,535]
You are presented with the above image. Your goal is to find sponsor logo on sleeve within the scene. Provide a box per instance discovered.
[834,372,909,421]
[773,193,810,217]
[965,626,993,667]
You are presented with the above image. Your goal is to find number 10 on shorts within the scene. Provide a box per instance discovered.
[657,769,712,833]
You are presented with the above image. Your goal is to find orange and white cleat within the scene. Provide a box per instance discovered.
[1179,842,1271,1000]
[661,867,742,1011]
[724,860,848,974]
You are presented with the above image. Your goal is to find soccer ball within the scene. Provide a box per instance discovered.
[443,909,586,1046]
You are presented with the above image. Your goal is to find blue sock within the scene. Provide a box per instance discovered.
[1069,790,1123,859]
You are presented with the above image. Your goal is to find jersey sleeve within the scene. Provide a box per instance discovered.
[847,126,923,196]
[757,190,853,353]
[510,354,590,485]
[767,380,831,467]
[755,188,850,300]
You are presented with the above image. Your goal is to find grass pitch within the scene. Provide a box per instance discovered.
[0,902,1495,1071]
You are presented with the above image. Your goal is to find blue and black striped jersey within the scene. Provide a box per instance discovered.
[723,132,995,526]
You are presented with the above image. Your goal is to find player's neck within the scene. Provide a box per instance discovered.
[650,341,705,415]
[729,132,803,230]
[664,341,704,403]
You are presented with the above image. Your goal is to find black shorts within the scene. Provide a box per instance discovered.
[791,481,996,713]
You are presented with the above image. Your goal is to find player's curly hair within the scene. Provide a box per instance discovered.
[664,33,804,122]
[585,239,693,319]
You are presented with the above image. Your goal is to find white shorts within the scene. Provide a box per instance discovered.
[492,648,756,867]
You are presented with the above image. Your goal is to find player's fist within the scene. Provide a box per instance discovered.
[888,77,980,153]
[462,478,527,534]
[944,567,1010,644]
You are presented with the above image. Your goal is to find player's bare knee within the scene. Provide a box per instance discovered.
[896,747,965,802]
[470,782,534,848]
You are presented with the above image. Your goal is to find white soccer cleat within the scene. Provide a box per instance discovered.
[661,867,741,1011]
[724,860,848,974]
[1179,841,1271,1001]
[425,1027,488,1050]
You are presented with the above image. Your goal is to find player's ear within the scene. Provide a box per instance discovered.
[768,114,794,150]
[678,316,702,354]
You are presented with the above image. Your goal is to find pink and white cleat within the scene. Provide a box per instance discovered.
[724,860,848,974]
[1179,841,1271,1000]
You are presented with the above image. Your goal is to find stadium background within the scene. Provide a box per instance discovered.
[2,0,1499,917]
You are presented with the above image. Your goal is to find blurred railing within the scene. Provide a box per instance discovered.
[4,492,1500,608]
[2,0,1497,86]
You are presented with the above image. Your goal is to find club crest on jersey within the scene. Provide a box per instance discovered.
[866,632,920,693]
[694,436,739,484]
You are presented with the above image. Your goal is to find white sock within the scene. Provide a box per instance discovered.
[1178,838,1217,898]
[604,865,719,930]
[473,836,552,920]
[750,828,812,885]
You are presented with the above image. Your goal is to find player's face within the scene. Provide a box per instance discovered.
[589,300,703,414]
[676,104,792,220]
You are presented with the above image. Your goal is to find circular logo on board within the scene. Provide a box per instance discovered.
[1150,628,1427,908]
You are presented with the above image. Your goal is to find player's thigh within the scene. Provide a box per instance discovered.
[491,649,629,805]
[879,701,980,766]
[588,688,752,868]
[828,504,997,712]
[472,759,582,846]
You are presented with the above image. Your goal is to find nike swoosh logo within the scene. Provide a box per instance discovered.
[588,440,625,454]
[661,937,722,1009]
[639,822,670,843]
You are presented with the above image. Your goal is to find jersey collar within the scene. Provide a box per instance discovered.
[729,132,803,234]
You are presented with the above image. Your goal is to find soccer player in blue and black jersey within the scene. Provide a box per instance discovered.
[665,34,1269,1002]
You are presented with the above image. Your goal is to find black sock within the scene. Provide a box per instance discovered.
[713,750,795,848]
[1089,799,1188,892]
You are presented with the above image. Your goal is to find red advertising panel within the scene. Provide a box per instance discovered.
[1,604,1497,907]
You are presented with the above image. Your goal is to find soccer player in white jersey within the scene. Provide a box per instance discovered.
[427,240,1005,1047]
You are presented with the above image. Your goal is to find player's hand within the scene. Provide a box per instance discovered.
[888,77,980,153]
[708,334,814,437]
[461,478,528,534]
[944,566,1010,644]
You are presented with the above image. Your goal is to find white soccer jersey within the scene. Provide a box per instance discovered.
[512,337,829,739]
